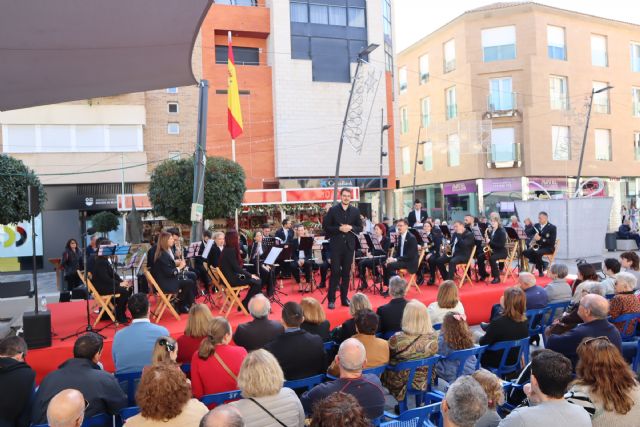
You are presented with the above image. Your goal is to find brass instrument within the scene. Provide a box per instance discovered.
[528,229,540,251]
[482,228,492,254]
[441,236,452,257]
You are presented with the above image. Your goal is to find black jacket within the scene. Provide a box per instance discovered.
[219,247,252,286]
[150,250,180,293]
[146,245,157,271]
[392,232,419,273]
[534,222,557,251]
[301,320,331,342]
[376,298,408,335]
[233,317,284,352]
[31,358,127,425]
[206,245,224,269]
[407,209,427,227]
[61,248,83,278]
[426,230,442,255]
[0,357,35,427]
[451,230,475,259]
[275,227,294,244]
[264,330,326,380]
[372,236,390,257]
[479,316,529,369]
[92,257,123,295]
[290,237,312,262]
[323,204,363,251]
[488,227,508,259]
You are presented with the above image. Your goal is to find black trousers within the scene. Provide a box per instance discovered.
[424,252,438,281]
[176,278,196,308]
[329,244,354,303]
[291,260,313,284]
[358,257,384,288]
[318,261,330,287]
[436,255,468,280]
[234,276,262,308]
[98,286,131,322]
[523,247,554,272]
[477,251,504,278]
[194,259,211,287]
[384,260,413,285]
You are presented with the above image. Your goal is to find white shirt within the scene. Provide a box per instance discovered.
[414,210,422,226]
[400,232,407,257]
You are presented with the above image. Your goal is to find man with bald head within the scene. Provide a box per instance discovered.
[300,338,385,419]
[232,294,283,351]
[547,294,622,368]
[200,404,244,427]
[46,389,85,427]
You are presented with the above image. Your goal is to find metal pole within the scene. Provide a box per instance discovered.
[31,213,38,314]
[190,80,209,242]
[575,89,595,195]
[379,108,384,223]
[412,126,423,203]
[232,138,239,233]
[121,152,126,243]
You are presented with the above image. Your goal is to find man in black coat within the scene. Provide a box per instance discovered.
[0,336,35,427]
[436,220,475,280]
[233,294,284,351]
[376,276,408,335]
[322,188,363,309]
[522,211,557,277]
[290,224,313,287]
[275,219,294,244]
[31,333,127,425]
[477,219,508,284]
[264,302,326,380]
[383,219,419,292]
[407,199,428,228]
[91,242,132,323]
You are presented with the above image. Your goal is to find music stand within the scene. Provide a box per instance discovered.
[362,234,385,294]
[505,227,525,271]
[408,229,424,246]
[186,241,202,259]
[265,246,289,307]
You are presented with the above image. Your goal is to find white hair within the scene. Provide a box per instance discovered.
[338,338,366,372]
[248,294,270,319]
[445,376,488,427]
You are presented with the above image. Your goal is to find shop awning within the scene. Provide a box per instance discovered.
[0,0,212,111]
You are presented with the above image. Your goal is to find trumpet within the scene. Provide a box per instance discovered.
[482,228,492,254]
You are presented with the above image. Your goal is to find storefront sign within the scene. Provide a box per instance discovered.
[483,177,522,193]
[0,215,43,258]
[242,187,360,206]
[528,177,568,192]
[443,180,477,196]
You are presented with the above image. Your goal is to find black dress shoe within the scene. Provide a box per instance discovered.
[427,279,435,286]
[491,278,501,284]
[478,275,488,281]
[328,302,335,310]
[480,322,489,331]
[381,291,389,297]
[341,299,350,307]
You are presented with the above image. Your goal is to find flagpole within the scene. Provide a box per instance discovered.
[232,139,238,232]
[227,30,243,234]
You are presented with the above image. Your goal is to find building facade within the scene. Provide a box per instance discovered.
[395,2,640,226]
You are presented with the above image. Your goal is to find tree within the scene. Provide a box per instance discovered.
[91,211,120,235]
[149,156,246,225]
[0,154,45,225]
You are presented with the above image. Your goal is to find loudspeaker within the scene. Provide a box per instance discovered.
[22,311,52,349]
[27,185,40,216]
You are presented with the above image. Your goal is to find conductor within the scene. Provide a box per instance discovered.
[323,188,362,309]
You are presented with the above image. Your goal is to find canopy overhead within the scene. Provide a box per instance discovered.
[0,0,212,111]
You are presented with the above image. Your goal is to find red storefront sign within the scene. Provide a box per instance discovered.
[117,194,153,211]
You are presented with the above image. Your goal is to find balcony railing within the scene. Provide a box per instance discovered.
[487,143,521,168]
[487,93,517,116]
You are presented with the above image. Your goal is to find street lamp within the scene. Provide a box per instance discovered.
[379,113,391,223]
[412,140,427,203]
[575,85,613,194]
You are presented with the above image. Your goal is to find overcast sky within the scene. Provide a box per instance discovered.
[394,0,640,52]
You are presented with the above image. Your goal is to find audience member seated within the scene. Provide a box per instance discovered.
[609,272,640,336]
[91,239,133,323]
[546,282,604,336]
[488,273,547,321]
[546,294,622,368]
[302,338,385,420]
[617,219,640,247]
[264,301,326,380]
[126,364,208,427]
[300,297,331,342]
[229,349,304,427]
[199,405,244,427]
[31,333,127,425]
[151,231,196,313]
[436,312,477,384]
[545,263,572,303]
[427,280,465,325]
[376,276,408,335]
[479,287,529,370]
[46,389,85,427]
[335,292,372,344]
[233,294,284,352]
[601,258,621,295]
[566,336,640,426]
[309,392,370,427]
[440,376,488,427]
[571,263,600,295]
[151,336,178,366]
[0,336,35,427]
[177,304,213,363]
[499,350,590,427]
[327,309,389,376]
[112,293,169,374]
[382,299,439,404]
[191,317,247,399]
[620,251,640,288]
[472,369,505,427]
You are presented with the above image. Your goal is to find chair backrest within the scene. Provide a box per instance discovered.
[525,307,551,336]
[143,268,163,295]
[115,371,143,407]
[119,406,141,421]
[383,330,399,340]
[445,345,488,379]
[283,373,326,392]
[609,312,640,341]
[200,389,243,407]
[324,341,336,352]
[387,355,442,400]
[362,364,387,377]
[432,323,442,331]
[487,338,530,378]
[180,363,191,375]
[545,300,571,327]
[380,402,441,427]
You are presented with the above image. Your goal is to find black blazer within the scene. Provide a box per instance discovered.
[301,320,331,342]
[393,232,419,273]
[146,245,157,271]
[290,237,312,261]
[534,222,557,251]
[206,245,223,269]
[407,209,427,227]
[92,257,123,295]
[426,230,442,255]
[323,204,363,251]
[479,315,529,369]
[61,248,83,277]
[376,298,408,335]
[264,330,326,380]
[275,227,294,244]
[219,247,252,286]
[233,317,284,352]
[488,227,508,259]
[150,250,180,293]
[451,230,475,259]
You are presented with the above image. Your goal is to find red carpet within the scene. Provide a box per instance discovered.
[29,275,550,383]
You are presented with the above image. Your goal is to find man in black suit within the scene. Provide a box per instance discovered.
[436,220,475,280]
[233,294,284,351]
[522,211,557,277]
[376,276,408,335]
[275,219,294,244]
[91,242,133,323]
[383,219,418,293]
[477,218,508,284]
[264,301,326,380]
[407,199,428,228]
[290,224,313,289]
[205,231,225,269]
[322,188,363,309]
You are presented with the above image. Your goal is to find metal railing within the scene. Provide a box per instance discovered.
[488,143,521,166]
[487,93,517,115]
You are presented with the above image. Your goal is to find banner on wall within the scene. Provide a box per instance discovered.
[0,215,43,258]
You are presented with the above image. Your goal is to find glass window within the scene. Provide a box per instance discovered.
[595,129,611,161]
[290,2,308,23]
[168,102,178,114]
[635,132,640,160]
[216,45,260,65]
[448,134,460,166]
[632,43,640,72]
[551,125,571,160]
[444,39,455,73]
[328,6,346,26]
[482,26,516,62]
[383,0,392,39]
[419,54,429,84]
[633,87,640,117]
[166,87,178,94]
[593,81,610,114]
[549,75,569,110]
[167,123,180,135]
[309,5,328,24]
[547,25,566,60]
[446,86,457,120]
[489,77,513,111]
[348,8,365,28]
[400,106,408,134]
[398,66,407,93]
[591,34,608,67]
[421,97,431,128]
[491,127,515,162]
[423,141,433,171]
[402,146,411,175]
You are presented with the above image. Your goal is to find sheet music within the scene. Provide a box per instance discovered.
[264,247,282,265]
[187,241,202,259]
[97,244,117,256]
[201,239,215,259]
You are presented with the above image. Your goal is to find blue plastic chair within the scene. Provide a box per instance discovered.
[385,355,442,413]
[432,323,442,331]
[119,406,141,421]
[383,330,399,340]
[283,373,326,392]
[323,341,336,352]
[499,381,526,415]
[180,363,191,375]
[200,389,242,407]
[526,307,551,337]
[33,413,112,427]
[609,312,640,341]
[544,300,571,327]
[380,402,441,427]
[632,340,640,372]
[326,364,388,381]
[486,338,530,378]
[115,371,143,406]
[444,345,488,380]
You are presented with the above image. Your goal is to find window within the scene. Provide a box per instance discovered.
[290,2,308,23]
[446,86,457,120]
[633,87,640,117]
[491,127,516,163]
[309,5,328,24]
[551,125,571,160]
[547,25,566,60]
[383,0,392,40]
[482,26,516,62]
[443,39,455,73]
[215,45,260,65]
[447,134,460,166]
[328,6,346,26]
[634,132,640,160]
[595,129,611,161]
[400,106,408,134]
[632,43,640,72]
[402,147,411,175]
[166,87,178,94]
[593,81,610,114]
[423,141,433,171]
[398,67,407,93]
[421,97,431,128]
[591,34,608,67]
[549,75,568,110]
[419,54,429,84]
[167,123,180,135]
[347,8,365,28]
[489,77,513,111]
[168,102,179,114]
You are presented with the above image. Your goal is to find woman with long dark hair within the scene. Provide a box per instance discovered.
[219,230,263,309]
[151,231,196,313]
[61,238,83,291]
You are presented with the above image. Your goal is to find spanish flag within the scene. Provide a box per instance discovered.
[227,31,243,139]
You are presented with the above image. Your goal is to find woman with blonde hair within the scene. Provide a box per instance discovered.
[176,304,213,363]
[151,336,178,366]
[336,292,372,343]
[190,317,247,399]
[382,299,438,403]
[566,336,640,426]
[426,280,465,325]
[472,369,504,427]
[150,231,196,313]
[229,349,304,427]
[300,297,331,342]
[435,312,476,384]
